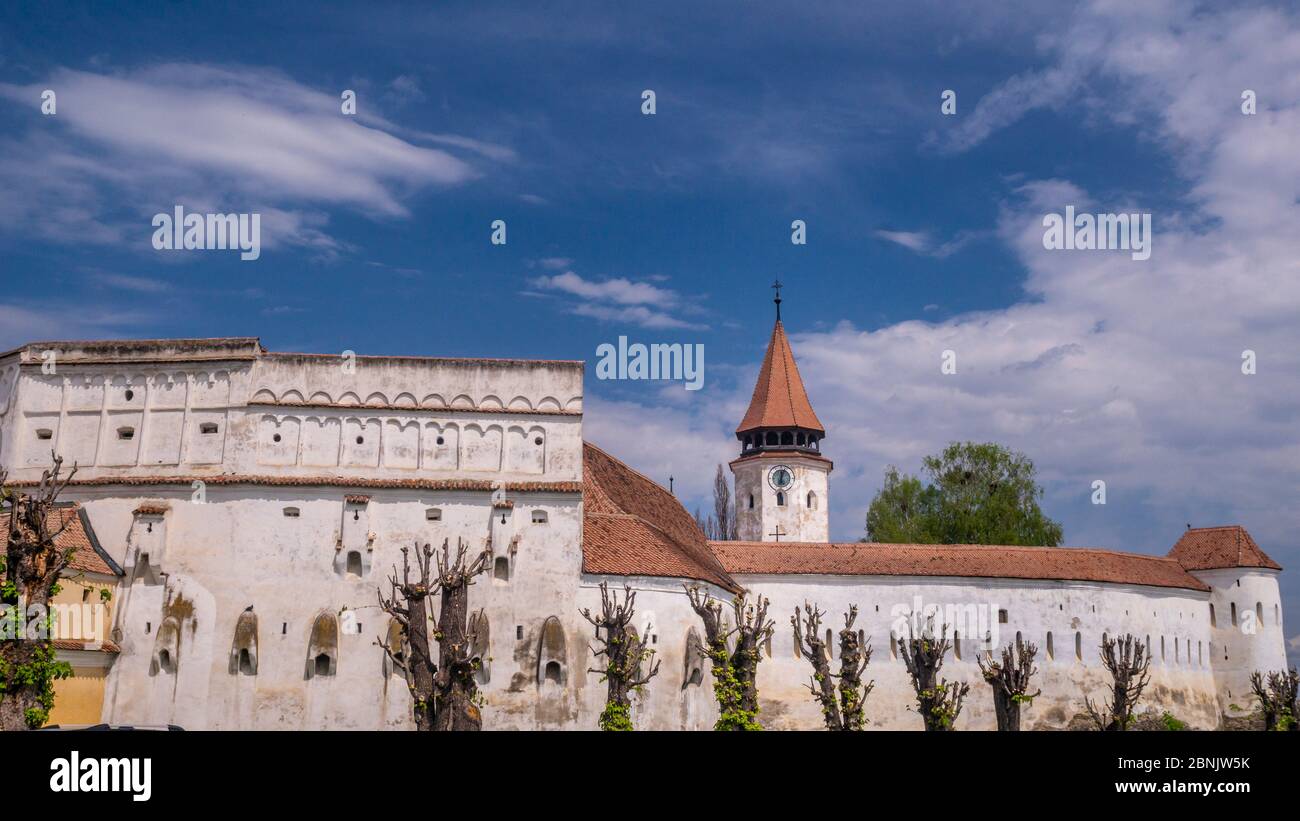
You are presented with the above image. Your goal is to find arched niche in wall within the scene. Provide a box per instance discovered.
[537,616,567,689]
[306,612,339,679]
[683,627,706,688]
[151,616,181,676]
[382,618,407,679]
[229,608,259,676]
[470,609,490,686]
[422,422,458,470]
[461,423,503,472]
[506,424,545,474]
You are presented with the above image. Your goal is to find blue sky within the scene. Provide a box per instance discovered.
[2,2,1298,658]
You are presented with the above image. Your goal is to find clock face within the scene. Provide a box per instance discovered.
[768,465,794,491]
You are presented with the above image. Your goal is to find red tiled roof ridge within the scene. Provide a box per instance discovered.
[1167,524,1280,571]
[581,442,740,592]
[711,540,1210,592]
[583,440,672,498]
[718,540,1179,558]
[52,639,121,654]
[7,474,582,493]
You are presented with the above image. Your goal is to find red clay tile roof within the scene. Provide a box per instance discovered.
[736,320,824,435]
[582,442,740,592]
[8,475,581,494]
[711,541,1211,592]
[1167,526,1281,571]
[133,503,170,516]
[2,505,123,577]
[52,639,121,654]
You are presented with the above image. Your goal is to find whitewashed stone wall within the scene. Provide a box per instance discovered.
[733,574,1231,729]
[733,454,830,542]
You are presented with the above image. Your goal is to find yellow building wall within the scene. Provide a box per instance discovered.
[49,574,118,726]
[48,667,108,725]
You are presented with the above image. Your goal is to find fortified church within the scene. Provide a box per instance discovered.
[0,296,1286,729]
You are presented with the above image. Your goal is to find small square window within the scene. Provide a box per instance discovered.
[35,428,53,440]
[998,609,1008,624]
[117,427,135,441]
[199,422,219,435]
[283,507,300,518]
[426,508,442,521]
[531,510,548,524]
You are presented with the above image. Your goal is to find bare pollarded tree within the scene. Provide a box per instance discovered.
[977,636,1041,731]
[581,581,662,730]
[792,602,873,730]
[685,585,774,731]
[0,454,79,730]
[1084,633,1151,731]
[1250,668,1299,731]
[898,616,969,731]
[378,538,489,731]
[712,464,736,541]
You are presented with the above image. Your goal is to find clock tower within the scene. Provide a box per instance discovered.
[731,283,831,542]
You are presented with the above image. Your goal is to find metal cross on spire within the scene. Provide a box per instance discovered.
[772,277,783,320]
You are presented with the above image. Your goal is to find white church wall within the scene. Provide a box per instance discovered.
[86,486,583,729]
[734,573,1221,730]
[1194,567,1288,710]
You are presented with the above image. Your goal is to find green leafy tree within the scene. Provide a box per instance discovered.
[865,442,1063,546]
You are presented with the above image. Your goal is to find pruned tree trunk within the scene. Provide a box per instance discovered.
[898,616,969,731]
[581,582,661,730]
[977,636,1040,731]
[1084,633,1150,731]
[793,602,873,730]
[1250,668,1299,731]
[378,538,488,731]
[835,606,873,731]
[685,585,773,731]
[0,454,78,730]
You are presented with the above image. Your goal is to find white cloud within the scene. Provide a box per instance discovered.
[875,228,987,258]
[0,63,508,251]
[531,270,708,330]
[88,272,172,293]
[874,229,931,252]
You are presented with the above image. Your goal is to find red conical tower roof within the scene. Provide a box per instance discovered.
[736,318,824,435]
